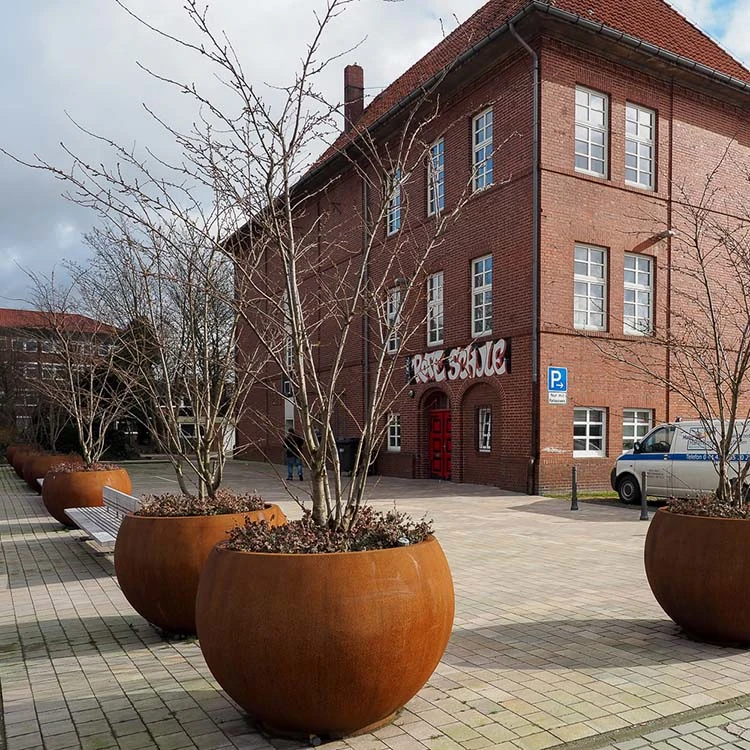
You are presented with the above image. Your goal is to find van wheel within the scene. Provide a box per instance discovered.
[617,474,641,504]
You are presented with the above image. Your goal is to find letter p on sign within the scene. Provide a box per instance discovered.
[547,367,567,392]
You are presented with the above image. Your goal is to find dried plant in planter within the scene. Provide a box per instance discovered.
[136,488,266,517]
[666,494,750,519]
[224,507,433,554]
[52,461,122,473]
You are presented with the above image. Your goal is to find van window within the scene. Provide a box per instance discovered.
[639,426,674,453]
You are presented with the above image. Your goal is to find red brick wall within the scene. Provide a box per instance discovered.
[237,31,750,496]
[536,38,750,492]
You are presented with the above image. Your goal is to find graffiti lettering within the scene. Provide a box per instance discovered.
[412,339,509,385]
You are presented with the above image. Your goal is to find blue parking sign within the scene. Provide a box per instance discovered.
[547,367,567,392]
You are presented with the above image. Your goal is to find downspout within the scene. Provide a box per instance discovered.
[362,176,371,425]
[509,22,541,495]
[665,79,675,421]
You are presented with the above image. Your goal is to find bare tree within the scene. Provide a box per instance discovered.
[592,148,750,503]
[74,220,261,498]
[3,0,517,520]
[220,13,520,528]
[23,273,132,465]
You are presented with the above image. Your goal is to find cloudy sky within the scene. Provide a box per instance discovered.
[0,0,748,308]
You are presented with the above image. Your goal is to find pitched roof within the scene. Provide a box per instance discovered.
[0,308,113,335]
[318,0,749,166]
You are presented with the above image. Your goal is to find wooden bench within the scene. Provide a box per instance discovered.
[66,487,140,546]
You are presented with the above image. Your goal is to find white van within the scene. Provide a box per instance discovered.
[611,420,750,503]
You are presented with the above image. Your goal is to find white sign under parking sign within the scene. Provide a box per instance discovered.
[548,392,567,404]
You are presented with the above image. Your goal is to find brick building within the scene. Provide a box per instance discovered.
[0,308,114,439]
[237,0,750,493]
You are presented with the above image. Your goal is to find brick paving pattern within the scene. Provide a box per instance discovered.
[2,460,750,749]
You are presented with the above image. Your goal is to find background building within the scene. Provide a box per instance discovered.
[0,307,113,441]
[237,0,750,493]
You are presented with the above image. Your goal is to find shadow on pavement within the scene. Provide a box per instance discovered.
[444,617,746,670]
[0,614,174,660]
[25,689,279,750]
[509,499,652,521]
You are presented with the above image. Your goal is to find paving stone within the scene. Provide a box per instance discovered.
[8,464,750,750]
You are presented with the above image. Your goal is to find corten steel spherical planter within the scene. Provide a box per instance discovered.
[195,535,455,738]
[24,453,82,492]
[645,507,750,645]
[12,448,39,477]
[5,444,23,464]
[43,466,132,527]
[115,504,286,636]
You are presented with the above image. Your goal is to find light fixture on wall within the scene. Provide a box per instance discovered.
[654,229,675,240]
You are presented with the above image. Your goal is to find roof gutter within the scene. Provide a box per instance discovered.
[300,1,749,193]
[536,2,750,94]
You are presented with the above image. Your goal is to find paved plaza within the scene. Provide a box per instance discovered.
[3,460,750,750]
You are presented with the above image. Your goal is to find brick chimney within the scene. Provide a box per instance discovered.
[344,64,364,131]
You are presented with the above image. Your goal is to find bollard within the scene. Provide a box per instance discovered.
[640,471,649,520]
[571,465,579,511]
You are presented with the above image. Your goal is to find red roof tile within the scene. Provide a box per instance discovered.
[0,308,113,335]
[318,0,749,166]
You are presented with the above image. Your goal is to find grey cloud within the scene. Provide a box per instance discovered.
[1,0,746,307]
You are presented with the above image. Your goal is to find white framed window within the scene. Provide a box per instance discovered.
[625,104,655,190]
[386,168,402,235]
[623,409,652,452]
[575,87,608,177]
[428,138,445,215]
[13,338,38,353]
[623,253,653,335]
[574,244,607,331]
[387,413,401,452]
[478,407,491,452]
[386,287,401,353]
[471,255,493,336]
[574,408,606,457]
[472,108,493,192]
[427,272,444,346]
[15,415,31,430]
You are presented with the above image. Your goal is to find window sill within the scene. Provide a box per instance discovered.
[625,180,654,192]
[622,330,653,338]
[574,167,607,180]
[573,326,607,334]
[387,447,401,453]
[573,452,607,459]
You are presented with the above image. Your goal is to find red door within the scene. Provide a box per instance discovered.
[429,410,452,479]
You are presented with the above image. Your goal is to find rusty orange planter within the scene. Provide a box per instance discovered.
[115,504,286,636]
[24,453,81,492]
[195,535,455,738]
[645,507,750,644]
[43,467,131,526]
[12,448,39,477]
[5,444,24,464]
